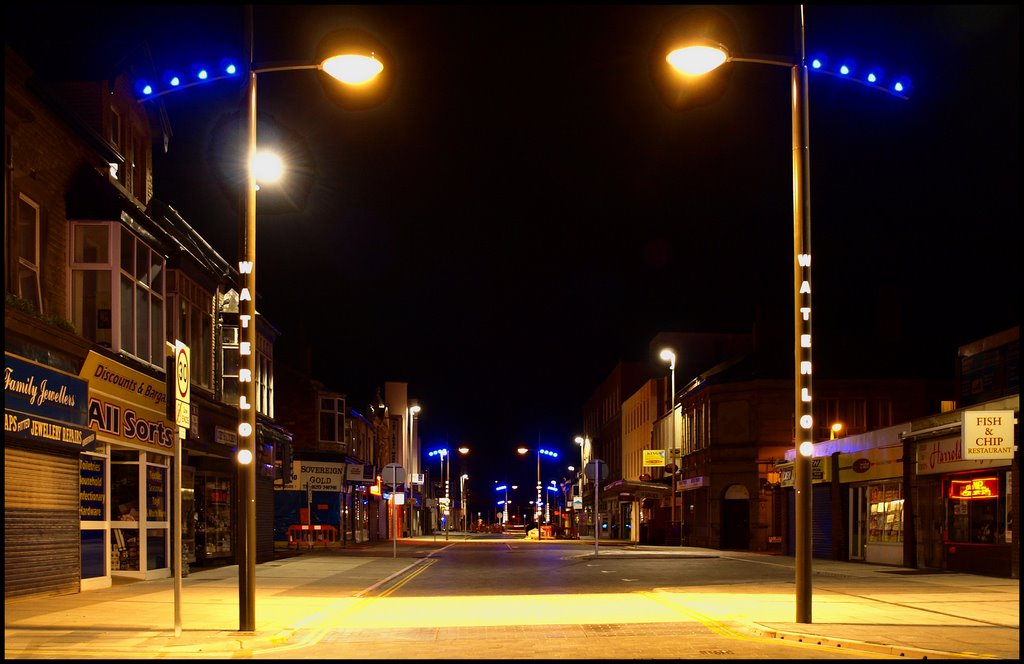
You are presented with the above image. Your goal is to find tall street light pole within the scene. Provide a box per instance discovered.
[661,5,908,623]
[659,348,678,545]
[574,436,588,539]
[407,403,420,537]
[235,8,387,632]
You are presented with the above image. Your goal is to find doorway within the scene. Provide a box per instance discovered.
[721,484,750,550]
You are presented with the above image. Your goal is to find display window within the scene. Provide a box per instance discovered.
[107,447,170,575]
[867,481,903,544]
[80,443,109,585]
[945,472,1008,544]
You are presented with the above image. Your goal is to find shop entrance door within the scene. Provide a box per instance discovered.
[849,485,867,560]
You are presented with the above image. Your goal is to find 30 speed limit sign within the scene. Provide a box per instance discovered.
[174,341,190,428]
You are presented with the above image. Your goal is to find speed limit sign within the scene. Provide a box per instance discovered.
[174,341,190,428]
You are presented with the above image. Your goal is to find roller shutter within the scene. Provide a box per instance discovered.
[4,442,80,598]
[256,475,275,563]
[786,484,834,559]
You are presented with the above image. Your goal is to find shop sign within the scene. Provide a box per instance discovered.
[679,476,707,491]
[778,458,830,487]
[643,449,666,467]
[949,477,999,500]
[296,461,346,492]
[916,436,1009,475]
[79,351,175,451]
[839,446,902,483]
[5,352,95,451]
[346,463,375,484]
[962,410,1015,460]
[214,426,237,447]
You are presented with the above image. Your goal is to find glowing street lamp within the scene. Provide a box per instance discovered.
[428,448,450,539]
[659,348,680,545]
[659,5,909,623]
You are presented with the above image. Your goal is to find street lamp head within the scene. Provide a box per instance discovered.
[458,445,470,455]
[574,436,584,445]
[659,348,676,369]
[666,43,729,75]
[410,404,421,415]
[315,27,394,110]
[517,446,529,455]
[252,150,284,183]
[321,53,383,85]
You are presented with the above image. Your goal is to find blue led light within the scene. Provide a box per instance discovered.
[142,83,153,95]
[811,58,823,69]
[867,72,877,83]
[894,81,904,93]
[198,69,208,80]
[839,64,850,75]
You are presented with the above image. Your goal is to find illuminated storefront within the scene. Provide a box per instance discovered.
[840,444,905,566]
[78,350,175,584]
[916,434,1013,576]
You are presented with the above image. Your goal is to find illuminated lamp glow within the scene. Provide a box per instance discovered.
[321,53,384,85]
[867,72,877,83]
[170,75,181,87]
[811,58,822,69]
[839,64,851,75]
[237,449,253,465]
[666,45,728,75]
[799,442,815,457]
[198,69,209,80]
[142,83,153,96]
[252,151,283,183]
[894,81,904,93]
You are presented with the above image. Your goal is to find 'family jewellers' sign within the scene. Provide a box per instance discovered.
[5,352,95,451]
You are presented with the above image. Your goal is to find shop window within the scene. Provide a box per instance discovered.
[146,464,167,521]
[81,531,106,579]
[167,271,214,390]
[71,222,165,366]
[946,474,1007,544]
[867,482,903,544]
[111,456,140,521]
[15,194,43,312]
[319,394,346,446]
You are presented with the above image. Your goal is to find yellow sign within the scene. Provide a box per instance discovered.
[173,341,190,429]
[80,351,175,451]
[643,449,667,467]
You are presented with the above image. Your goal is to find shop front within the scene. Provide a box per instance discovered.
[916,434,1014,577]
[5,352,96,598]
[78,351,176,583]
[839,445,905,566]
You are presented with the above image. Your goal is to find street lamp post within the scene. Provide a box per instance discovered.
[233,11,387,632]
[428,448,449,538]
[407,403,420,536]
[574,436,588,539]
[662,6,908,623]
[659,348,678,545]
[458,445,469,532]
[665,16,815,622]
[460,473,469,532]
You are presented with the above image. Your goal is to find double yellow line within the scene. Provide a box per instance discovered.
[257,558,436,656]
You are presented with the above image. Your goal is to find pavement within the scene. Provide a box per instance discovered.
[4,534,1019,660]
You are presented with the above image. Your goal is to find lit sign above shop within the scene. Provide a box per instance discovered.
[949,478,999,499]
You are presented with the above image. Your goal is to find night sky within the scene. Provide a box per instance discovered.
[6,5,1019,502]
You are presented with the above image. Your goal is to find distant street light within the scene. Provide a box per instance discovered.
[407,402,421,536]
[659,348,682,546]
[830,422,844,440]
[428,448,449,539]
[458,445,470,531]
[574,436,589,539]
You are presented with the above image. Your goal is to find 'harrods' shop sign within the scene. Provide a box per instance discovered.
[5,352,96,451]
[79,351,176,451]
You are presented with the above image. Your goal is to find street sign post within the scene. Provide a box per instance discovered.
[383,463,405,558]
[585,459,605,555]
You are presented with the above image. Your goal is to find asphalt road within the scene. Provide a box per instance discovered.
[253,539,899,659]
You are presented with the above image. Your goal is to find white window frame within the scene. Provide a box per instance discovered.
[318,394,346,445]
[69,221,165,368]
[15,193,43,311]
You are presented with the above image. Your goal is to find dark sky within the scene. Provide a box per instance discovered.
[6,5,1019,501]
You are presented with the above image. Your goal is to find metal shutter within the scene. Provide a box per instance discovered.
[786,485,834,559]
[4,442,80,598]
[256,475,275,563]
